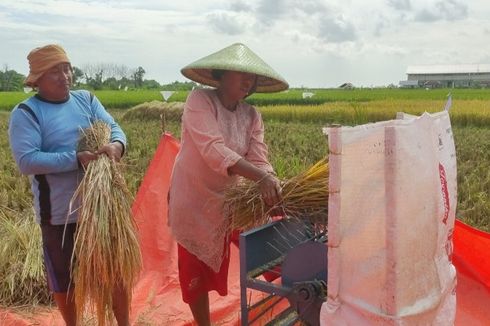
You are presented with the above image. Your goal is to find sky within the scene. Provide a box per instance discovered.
[1,0,490,88]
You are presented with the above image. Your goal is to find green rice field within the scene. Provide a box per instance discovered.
[1,89,489,233]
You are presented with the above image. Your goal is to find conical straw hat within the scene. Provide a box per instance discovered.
[181,43,289,93]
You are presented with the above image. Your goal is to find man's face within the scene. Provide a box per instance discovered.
[36,62,72,100]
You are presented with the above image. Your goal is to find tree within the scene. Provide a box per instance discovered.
[81,63,142,90]
[142,79,161,89]
[72,66,84,87]
[0,65,25,91]
[131,66,145,88]
[161,80,197,91]
[102,77,120,90]
[114,64,130,80]
[85,69,104,90]
[82,63,109,90]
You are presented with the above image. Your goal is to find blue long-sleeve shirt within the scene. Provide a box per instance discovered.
[8,90,126,225]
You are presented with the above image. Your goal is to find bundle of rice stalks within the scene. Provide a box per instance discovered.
[121,100,184,122]
[224,158,329,231]
[71,121,142,325]
[0,209,51,306]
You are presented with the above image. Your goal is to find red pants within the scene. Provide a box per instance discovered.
[177,231,239,304]
[177,230,280,304]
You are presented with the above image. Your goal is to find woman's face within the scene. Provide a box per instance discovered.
[219,71,257,101]
[36,62,72,101]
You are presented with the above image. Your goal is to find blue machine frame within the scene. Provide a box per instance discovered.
[239,219,327,325]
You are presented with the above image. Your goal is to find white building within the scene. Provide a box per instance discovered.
[400,64,490,88]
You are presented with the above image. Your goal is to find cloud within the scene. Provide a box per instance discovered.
[296,0,329,15]
[206,11,249,35]
[255,0,331,20]
[245,0,357,44]
[414,9,439,22]
[318,16,357,43]
[206,0,356,45]
[436,0,468,21]
[229,0,253,12]
[373,13,391,37]
[256,0,288,26]
[387,0,411,11]
[415,0,468,22]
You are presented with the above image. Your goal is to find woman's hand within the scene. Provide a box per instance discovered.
[258,173,282,207]
[96,142,124,162]
[227,158,283,209]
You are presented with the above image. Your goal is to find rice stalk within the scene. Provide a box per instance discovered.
[224,158,329,231]
[70,121,142,325]
[0,209,51,306]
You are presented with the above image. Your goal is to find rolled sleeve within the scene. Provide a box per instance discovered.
[183,90,242,176]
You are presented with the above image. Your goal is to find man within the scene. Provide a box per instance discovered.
[8,44,128,326]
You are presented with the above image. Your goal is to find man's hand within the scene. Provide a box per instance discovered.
[77,151,98,168]
[96,142,124,162]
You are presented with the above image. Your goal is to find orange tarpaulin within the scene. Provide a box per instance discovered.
[453,220,490,325]
[1,133,490,325]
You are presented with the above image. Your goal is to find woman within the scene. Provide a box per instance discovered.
[8,44,129,326]
[168,43,289,325]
